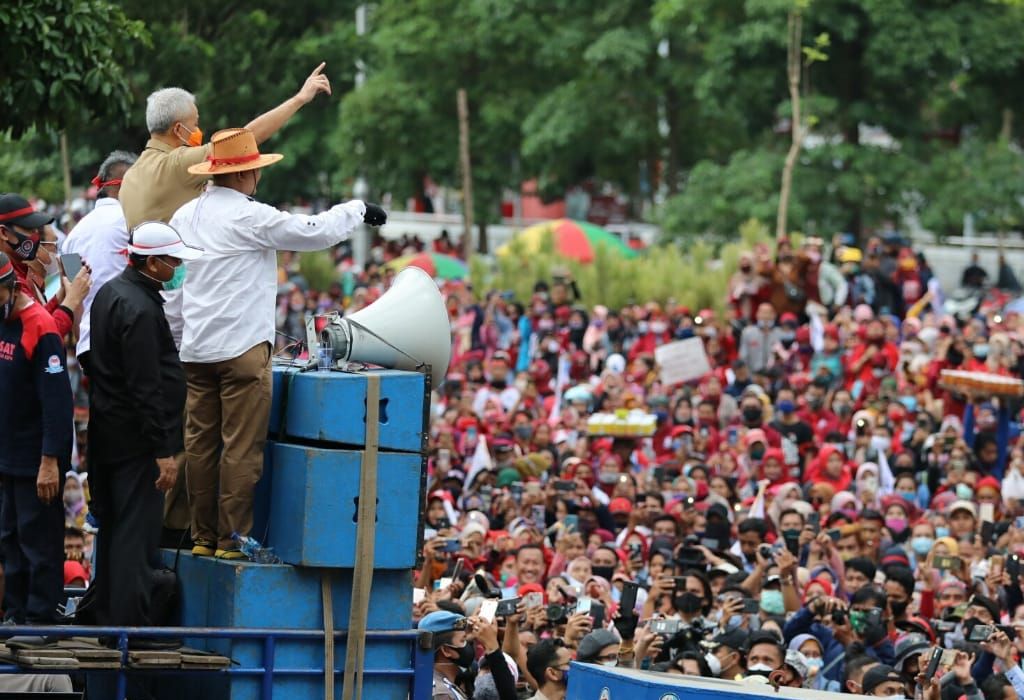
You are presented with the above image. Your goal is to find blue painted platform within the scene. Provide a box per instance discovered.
[567,663,836,700]
[269,367,425,453]
[156,366,427,698]
[266,442,421,569]
[161,551,415,699]
[164,551,412,632]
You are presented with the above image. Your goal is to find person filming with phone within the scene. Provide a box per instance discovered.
[0,194,91,340]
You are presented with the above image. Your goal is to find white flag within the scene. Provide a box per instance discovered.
[464,434,492,488]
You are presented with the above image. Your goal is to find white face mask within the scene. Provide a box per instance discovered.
[42,254,59,277]
[704,652,722,677]
[870,435,890,453]
[747,663,775,674]
[601,659,617,668]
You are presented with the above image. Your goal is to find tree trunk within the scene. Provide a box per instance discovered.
[60,131,72,210]
[664,83,681,195]
[457,88,474,260]
[477,220,488,255]
[775,10,803,242]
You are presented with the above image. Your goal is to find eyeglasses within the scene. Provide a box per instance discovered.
[156,256,183,269]
[596,652,618,662]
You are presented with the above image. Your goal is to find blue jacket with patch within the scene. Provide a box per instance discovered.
[0,300,72,476]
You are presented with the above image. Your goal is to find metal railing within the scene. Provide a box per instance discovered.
[0,625,433,700]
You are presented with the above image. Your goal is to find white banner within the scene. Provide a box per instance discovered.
[654,338,711,385]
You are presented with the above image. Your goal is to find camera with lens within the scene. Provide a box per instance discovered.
[664,618,710,655]
[676,546,704,569]
[546,603,571,625]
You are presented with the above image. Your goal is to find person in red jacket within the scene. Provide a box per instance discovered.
[804,444,853,492]
[0,194,91,338]
[0,251,73,623]
[628,309,673,362]
[845,319,899,397]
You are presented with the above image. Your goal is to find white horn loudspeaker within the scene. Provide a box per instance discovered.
[319,266,451,388]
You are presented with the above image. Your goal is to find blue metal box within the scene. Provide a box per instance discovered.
[265,442,421,569]
[268,367,425,453]
[159,552,416,699]
[164,552,412,631]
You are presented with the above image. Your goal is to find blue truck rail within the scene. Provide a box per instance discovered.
[0,625,433,700]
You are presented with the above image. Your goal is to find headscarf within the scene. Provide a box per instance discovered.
[758,447,791,486]
[931,536,959,557]
[805,445,853,491]
[802,577,834,603]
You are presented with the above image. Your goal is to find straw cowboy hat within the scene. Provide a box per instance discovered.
[186,127,283,175]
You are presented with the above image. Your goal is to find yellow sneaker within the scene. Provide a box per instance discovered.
[191,540,215,557]
[214,549,247,560]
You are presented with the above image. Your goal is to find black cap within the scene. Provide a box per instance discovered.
[969,594,1000,622]
[709,628,747,652]
[0,194,53,230]
[861,664,902,695]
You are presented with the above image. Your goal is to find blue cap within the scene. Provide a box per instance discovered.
[418,610,465,634]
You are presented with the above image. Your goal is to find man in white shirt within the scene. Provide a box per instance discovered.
[62,150,137,374]
[170,127,386,558]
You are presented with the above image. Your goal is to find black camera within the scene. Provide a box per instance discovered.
[546,603,571,625]
[831,608,846,625]
[664,619,710,654]
[676,546,704,569]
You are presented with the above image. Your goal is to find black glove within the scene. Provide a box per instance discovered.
[363,203,387,226]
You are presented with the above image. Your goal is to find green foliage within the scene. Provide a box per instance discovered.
[336,0,564,223]
[660,150,786,241]
[658,0,1024,240]
[914,141,1024,236]
[0,131,65,202]
[4,0,1024,247]
[298,250,339,292]
[0,0,149,137]
[477,220,772,310]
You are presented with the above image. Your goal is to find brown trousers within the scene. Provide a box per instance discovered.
[184,342,272,550]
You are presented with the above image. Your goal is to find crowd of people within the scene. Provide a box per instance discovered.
[6,52,1024,700]
[402,236,1024,700]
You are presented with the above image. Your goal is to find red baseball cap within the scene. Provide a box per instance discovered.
[609,497,633,515]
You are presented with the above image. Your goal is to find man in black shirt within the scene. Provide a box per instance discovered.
[0,252,72,623]
[770,387,813,470]
[79,221,203,627]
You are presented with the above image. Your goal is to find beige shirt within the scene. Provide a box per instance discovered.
[119,138,211,230]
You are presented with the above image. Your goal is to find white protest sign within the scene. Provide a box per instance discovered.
[655,338,711,385]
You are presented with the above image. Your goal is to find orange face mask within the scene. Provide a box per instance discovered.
[178,123,203,148]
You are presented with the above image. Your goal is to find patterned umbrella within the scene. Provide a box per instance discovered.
[498,219,637,263]
[386,252,468,280]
